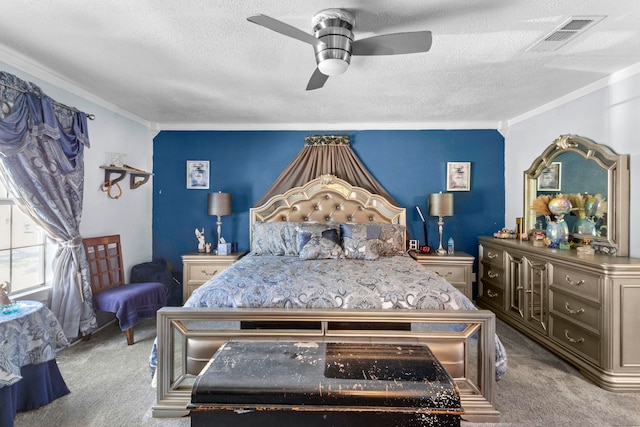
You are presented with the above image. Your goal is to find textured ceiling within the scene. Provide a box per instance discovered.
[0,1,639,130]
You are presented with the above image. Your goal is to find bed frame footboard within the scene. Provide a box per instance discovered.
[152,308,500,423]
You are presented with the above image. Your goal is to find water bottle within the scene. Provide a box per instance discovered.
[447,237,454,254]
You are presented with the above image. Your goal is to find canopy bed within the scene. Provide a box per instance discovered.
[151,175,505,422]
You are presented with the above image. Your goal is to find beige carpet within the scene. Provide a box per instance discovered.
[14,316,640,427]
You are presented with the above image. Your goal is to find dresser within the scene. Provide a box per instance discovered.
[477,236,640,391]
[182,252,247,301]
[410,251,475,300]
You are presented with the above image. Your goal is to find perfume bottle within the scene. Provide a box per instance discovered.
[447,237,454,255]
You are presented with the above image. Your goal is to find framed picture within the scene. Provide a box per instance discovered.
[537,162,561,191]
[446,162,471,191]
[186,160,210,189]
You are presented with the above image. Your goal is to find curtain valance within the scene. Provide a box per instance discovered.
[0,71,90,162]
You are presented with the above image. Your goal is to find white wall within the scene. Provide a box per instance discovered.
[503,65,640,258]
[0,61,155,278]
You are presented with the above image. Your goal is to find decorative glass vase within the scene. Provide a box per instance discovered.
[573,217,597,237]
[545,218,569,248]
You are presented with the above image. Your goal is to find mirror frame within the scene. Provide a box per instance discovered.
[524,134,630,256]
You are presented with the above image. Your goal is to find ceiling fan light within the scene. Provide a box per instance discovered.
[318,58,349,76]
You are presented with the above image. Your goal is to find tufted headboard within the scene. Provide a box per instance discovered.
[250,174,406,246]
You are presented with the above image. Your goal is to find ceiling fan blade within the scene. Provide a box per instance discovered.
[306,68,329,91]
[247,14,326,48]
[352,31,432,55]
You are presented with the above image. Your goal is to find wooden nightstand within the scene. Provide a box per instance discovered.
[409,251,475,300]
[181,251,247,301]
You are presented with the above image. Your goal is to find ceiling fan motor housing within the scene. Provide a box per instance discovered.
[312,9,355,75]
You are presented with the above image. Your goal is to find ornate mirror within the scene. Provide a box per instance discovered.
[524,134,630,256]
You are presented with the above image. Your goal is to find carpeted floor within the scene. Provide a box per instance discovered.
[14,316,640,427]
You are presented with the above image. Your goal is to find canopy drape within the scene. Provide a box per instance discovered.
[0,71,96,339]
[255,135,399,207]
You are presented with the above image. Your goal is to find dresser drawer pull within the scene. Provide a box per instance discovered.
[564,330,585,344]
[487,252,498,259]
[564,302,585,315]
[487,271,499,279]
[201,269,218,276]
[486,289,498,298]
[565,275,585,286]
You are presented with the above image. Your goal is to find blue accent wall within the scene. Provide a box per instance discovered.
[153,130,505,278]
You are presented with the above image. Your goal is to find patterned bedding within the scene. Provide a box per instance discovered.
[186,254,472,311]
[184,253,507,380]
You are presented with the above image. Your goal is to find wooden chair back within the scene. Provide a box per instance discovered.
[83,234,126,293]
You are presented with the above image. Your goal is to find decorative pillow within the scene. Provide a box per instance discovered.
[297,223,343,260]
[377,223,406,256]
[251,222,299,256]
[339,223,381,260]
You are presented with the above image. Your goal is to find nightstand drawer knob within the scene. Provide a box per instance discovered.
[487,252,498,259]
[201,269,218,276]
[434,270,453,278]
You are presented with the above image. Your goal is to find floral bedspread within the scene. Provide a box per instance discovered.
[184,254,507,380]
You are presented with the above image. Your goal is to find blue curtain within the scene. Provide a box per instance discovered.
[0,71,97,339]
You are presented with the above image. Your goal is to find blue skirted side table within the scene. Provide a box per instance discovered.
[0,301,70,427]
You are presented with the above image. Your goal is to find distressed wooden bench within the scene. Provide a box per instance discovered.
[189,340,463,427]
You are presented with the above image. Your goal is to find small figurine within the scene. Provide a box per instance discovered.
[205,243,212,253]
[0,281,11,306]
[195,228,206,252]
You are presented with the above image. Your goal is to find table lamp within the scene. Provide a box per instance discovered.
[208,192,232,251]
[428,192,454,255]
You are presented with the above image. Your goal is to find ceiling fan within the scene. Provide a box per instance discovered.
[247,8,432,90]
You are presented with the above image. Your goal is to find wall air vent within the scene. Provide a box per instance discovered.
[527,16,606,52]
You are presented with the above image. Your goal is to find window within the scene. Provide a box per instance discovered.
[0,179,53,295]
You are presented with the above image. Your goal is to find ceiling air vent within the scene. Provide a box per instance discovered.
[527,16,605,52]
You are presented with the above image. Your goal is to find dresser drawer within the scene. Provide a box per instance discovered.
[481,245,504,267]
[550,289,601,333]
[550,315,601,364]
[480,262,505,289]
[551,265,601,302]
[479,282,504,309]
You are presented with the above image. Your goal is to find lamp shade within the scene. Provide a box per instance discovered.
[208,192,232,216]
[428,192,454,217]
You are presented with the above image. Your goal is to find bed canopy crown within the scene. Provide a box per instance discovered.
[254,135,398,207]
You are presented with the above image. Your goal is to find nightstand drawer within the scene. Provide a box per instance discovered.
[409,251,475,300]
[182,252,247,301]
[427,264,466,284]
[186,262,225,284]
